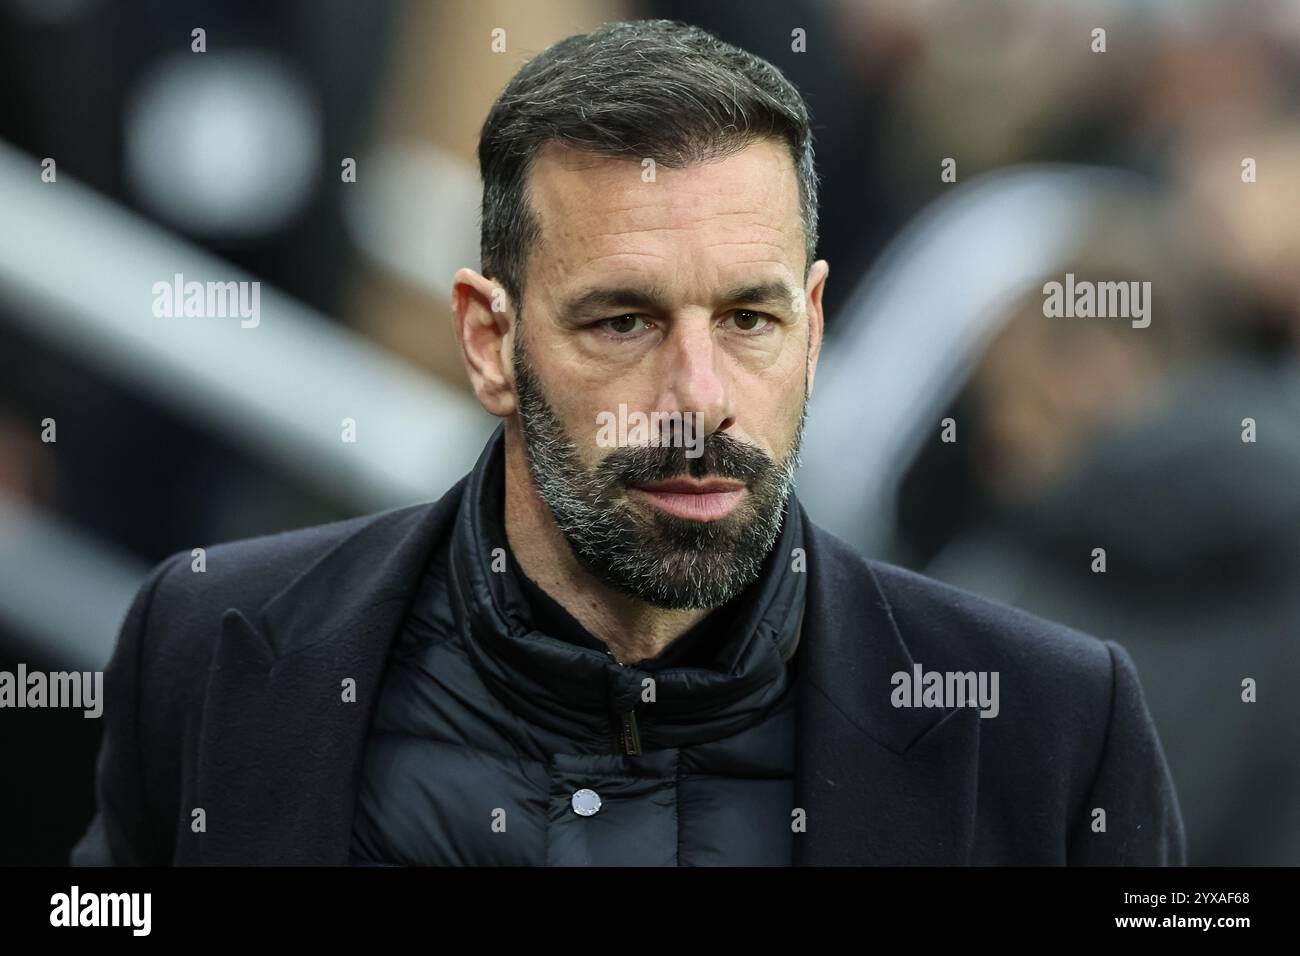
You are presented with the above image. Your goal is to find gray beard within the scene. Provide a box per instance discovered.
[512,330,805,610]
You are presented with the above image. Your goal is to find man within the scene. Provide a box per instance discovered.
[72,20,1183,866]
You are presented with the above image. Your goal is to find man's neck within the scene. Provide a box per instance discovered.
[501,424,710,664]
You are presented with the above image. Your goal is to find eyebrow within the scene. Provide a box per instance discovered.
[561,280,797,317]
[718,281,798,309]
[562,286,669,316]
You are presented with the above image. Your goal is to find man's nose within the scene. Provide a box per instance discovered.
[654,318,733,436]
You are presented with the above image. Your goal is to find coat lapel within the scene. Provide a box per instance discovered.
[195,484,464,864]
[793,515,982,865]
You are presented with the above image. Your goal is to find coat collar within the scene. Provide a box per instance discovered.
[196,488,465,865]
[195,434,979,865]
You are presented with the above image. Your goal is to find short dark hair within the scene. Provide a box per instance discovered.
[477,19,819,310]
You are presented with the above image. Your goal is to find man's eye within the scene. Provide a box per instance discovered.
[603,314,648,335]
[730,310,770,332]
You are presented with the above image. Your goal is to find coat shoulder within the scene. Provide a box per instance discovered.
[149,501,437,625]
[801,520,1182,864]
[120,499,455,764]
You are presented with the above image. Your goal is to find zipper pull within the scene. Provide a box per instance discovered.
[606,646,641,755]
[619,708,642,756]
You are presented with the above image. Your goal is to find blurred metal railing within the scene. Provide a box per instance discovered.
[0,140,490,511]
[0,493,146,670]
[0,139,492,667]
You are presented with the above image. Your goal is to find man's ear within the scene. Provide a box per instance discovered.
[452,268,517,417]
[804,259,829,397]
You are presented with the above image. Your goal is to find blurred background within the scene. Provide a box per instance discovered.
[2,0,1298,865]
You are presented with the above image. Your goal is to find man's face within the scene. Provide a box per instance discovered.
[508,138,824,609]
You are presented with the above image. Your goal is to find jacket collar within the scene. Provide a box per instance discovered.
[446,425,806,752]
[195,430,979,865]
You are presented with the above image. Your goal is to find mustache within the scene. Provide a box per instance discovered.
[598,431,774,485]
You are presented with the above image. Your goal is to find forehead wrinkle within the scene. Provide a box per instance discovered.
[550,179,793,223]
[704,239,789,253]
[568,250,672,270]
[586,224,701,240]
[578,221,793,251]
[588,207,792,230]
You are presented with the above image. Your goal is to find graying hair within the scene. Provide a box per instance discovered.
[478,19,820,310]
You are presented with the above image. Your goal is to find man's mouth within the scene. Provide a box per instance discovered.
[627,477,747,521]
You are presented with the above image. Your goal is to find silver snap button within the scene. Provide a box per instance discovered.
[571,788,602,817]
